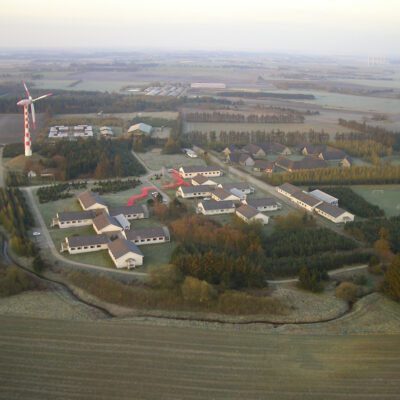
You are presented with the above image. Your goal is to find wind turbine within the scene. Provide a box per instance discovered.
[17,82,52,157]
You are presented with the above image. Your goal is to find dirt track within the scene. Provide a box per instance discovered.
[0,315,399,400]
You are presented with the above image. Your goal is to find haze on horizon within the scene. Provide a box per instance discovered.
[0,0,399,56]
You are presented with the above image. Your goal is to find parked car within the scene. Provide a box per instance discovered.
[32,231,41,236]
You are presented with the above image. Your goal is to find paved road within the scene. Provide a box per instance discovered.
[267,264,369,284]
[23,187,146,280]
[131,149,171,204]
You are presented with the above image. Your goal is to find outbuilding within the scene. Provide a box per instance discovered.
[108,238,144,269]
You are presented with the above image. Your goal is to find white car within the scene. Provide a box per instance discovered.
[32,231,41,236]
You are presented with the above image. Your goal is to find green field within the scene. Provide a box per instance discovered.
[138,149,208,171]
[1,315,400,399]
[352,185,400,217]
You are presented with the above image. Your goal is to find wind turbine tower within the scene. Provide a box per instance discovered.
[17,83,52,157]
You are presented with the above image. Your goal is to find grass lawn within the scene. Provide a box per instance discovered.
[34,189,82,226]
[351,185,400,217]
[140,242,177,272]
[139,149,207,171]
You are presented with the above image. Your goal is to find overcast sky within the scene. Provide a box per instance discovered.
[0,0,399,55]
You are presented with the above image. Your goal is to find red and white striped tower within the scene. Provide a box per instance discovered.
[17,83,52,158]
[23,104,32,156]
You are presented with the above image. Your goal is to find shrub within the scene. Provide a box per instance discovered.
[181,276,217,306]
[0,266,35,297]
[298,267,327,293]
[217,291,287,315]
[335,282,360,303]
[383,255,400,301]
[148,264,183,290]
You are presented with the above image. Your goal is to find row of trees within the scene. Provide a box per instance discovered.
[92,179,141,194]
[218,91,315,100]
[37,182,87,203]
[332,139,392,164]
[262,165,400,186]
[187,129,331,149]
[185,111,304,124]
[337,119,400,150]
[0,188,36,256]
[309,186,385,218]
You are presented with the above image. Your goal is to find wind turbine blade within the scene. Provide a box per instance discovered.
[23,81,31,98]
[32,93,52,102]
[30,103,36,129]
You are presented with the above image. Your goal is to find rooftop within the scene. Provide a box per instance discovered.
[93,213,121,231]
[245,197,279,208]
[57,210,96,222]
[125,227,170,242]
[67,234,109,248]
[108,238,143,259]
[291,191,323,207]
[179,185,214,194]
[199,200,235,211]
[278,183,300,196]
[316,202,351,218]
[78,191,107,209]
[236,204,259,219]
[309,189,338,204]
[180,165,222,173]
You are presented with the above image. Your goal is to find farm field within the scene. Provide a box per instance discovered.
[1,314,400,399]
[138,148,208,171]
[0,113,46,144]
[183,121,351,137]
[351,185,400,217]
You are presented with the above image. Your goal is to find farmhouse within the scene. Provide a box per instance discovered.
[244,197,281,212]
[309,190,339,206]
[108,238,144,269]
[108,205,149,220]
[128,123,153,136]
[179,166,222,179]
[191,175,218,187]
[51,210,96,229]
[197,200,236,215]
[253,160,274,173]
[78,191,108,211]
[290,191,323,212]
[176,185,214,199]
[261,142,292,155]
[340,156,353,168]
[124,226,170,245]
[275,156,327,172]
[217,182,255,195]
[227,152,255,167]
[300,144,326,156]
[222,144,238,157]
[276,183,300,198]
[318,148,347,161]
[93,213,125,234]
[236,205,269,225]
[61,234,109,254]
[211,188,242,202]
[315,202,355,224]
[242,144,266,158]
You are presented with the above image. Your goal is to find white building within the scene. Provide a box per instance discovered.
[176,185,214,199]
[276,183,300,199]
[315,202,355,224]
[179,166,222,179]
[92,213,124,234]
[128,123,153,136]
[108,238,144,269]
[309,190,339,206]
[197,200,236,215]
[191,175,218,187]
[211,188,241,202]
[244,198,282,212]
[217,182,254,195]
[290,191,323,212]
[108,205,149,220]
[61,234,109,254]
[235,205,269,225]
[52,210,96,229]
[123,226,170,246]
